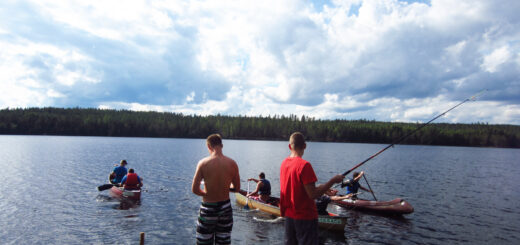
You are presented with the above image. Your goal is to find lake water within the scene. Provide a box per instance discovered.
[0,135,519,244]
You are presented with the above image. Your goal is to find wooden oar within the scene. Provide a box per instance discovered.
[97,184,114,191]
[362,174,377,201]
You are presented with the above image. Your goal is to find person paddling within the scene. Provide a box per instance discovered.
[247,172,271,203]
[109,160,128,186]
[342,171,372,199]
[280,132,344,244]
[191,134,241,245]
[121,168,143,190]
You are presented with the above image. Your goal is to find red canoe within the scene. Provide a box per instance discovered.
[109,186,141,201]
[333,198,413,215]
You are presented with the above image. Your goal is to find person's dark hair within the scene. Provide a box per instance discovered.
[120,160,127,165]
[129,168,135,173]
[289,132,306,150]
[353,172,360,178]
[206,134,223,147]
[259,172,265,179]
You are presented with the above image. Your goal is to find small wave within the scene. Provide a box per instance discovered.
[95,195,114,202]
[253,216,284,223]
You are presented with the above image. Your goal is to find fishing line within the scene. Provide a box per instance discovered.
[341,89,487,176]
[338,89,487,184]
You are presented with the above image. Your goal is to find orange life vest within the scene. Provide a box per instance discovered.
[124,173,140,189]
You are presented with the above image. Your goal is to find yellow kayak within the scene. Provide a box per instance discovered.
[235,189,346,231]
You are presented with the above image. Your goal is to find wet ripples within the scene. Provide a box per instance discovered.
[1,136,519,244]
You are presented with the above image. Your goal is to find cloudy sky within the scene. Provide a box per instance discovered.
[1,0,519,124]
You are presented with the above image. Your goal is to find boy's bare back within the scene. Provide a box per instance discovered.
[192,147,240,203]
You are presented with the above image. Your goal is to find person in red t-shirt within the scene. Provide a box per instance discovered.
[280,132,344,245]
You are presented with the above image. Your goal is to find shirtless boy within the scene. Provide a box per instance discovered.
[191,134,240,245]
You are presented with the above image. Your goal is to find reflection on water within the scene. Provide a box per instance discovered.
[95,193,141,210]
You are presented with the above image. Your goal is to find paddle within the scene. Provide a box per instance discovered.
[244,181,250,210]
[98,183,114,191]
[339,89,487,178]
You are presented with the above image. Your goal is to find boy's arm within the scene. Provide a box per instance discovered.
[231,161,241,193]
[304,174,344,199]
[353,171,364,182]
[247,182,263,196]
[330,194,352,201]
[191,162,206,197]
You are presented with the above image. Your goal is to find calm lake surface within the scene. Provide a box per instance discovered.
[1,135,519,244]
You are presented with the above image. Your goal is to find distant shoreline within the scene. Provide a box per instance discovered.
[1,107,519,148]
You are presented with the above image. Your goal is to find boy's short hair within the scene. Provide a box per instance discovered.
[206,134,223,147]
[129,168,135,173]
[289,132,306,150]
[259,172,265,179]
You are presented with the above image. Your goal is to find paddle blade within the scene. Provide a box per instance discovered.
[98,184,113,191]
[244,199,250,210]
[244,181,250,209]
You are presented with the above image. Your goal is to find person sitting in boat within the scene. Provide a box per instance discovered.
[341,171,372,199]
[120,168,143,190]
[316,189,351,215]
[109,160,128,186]
[246,172,271,203]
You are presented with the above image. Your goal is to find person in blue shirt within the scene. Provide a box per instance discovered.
[247,172,271,203]
[109,160,128,185]
[342,171,372,199]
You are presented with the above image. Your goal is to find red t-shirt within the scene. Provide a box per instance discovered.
[279,156,318,220]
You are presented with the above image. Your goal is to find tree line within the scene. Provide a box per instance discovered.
[0,107,519,148]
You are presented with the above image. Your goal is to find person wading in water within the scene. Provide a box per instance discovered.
[191,134,241,245]
[279,132,344,245]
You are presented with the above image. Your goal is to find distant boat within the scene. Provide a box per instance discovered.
[235,189,346,231]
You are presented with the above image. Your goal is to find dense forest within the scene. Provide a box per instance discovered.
[0,107,519,148]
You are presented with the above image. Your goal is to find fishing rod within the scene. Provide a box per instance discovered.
[341,89,487,178]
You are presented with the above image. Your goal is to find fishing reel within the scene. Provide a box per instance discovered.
[340,179,352,188]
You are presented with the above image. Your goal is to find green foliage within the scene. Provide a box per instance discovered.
[0,107,519,148]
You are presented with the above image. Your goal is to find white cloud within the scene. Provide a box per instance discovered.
[47,89,65,98]
[0,38,101,107]
[186,91,195,102]
[30,0,177,42]
[1,0,519,124]
[481,46,511,73]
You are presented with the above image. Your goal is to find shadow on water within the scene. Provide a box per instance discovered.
[319,229,346,244]
[115,199,140,210]
[236,203,348,244]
